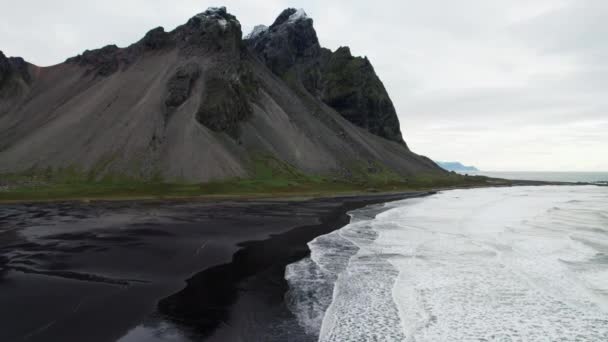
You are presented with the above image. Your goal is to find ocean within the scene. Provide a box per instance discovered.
[286,185,608,341]
[469,171,608,184]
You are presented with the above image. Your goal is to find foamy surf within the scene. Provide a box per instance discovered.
[285,202,405,339]
[286,186,608,341]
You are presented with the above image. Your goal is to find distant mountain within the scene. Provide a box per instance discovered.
[0,7,443,182]
[436,161,479,172]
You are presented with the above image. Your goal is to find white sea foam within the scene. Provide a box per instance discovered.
[286,186,608,341]
[285,204,390,337]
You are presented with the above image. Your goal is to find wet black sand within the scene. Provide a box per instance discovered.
[0,192,431,342]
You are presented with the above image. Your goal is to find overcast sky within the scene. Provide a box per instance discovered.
[1,0,606,171]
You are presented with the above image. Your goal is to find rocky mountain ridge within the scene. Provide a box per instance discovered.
[247,8,404,144]
[0,6,442,182]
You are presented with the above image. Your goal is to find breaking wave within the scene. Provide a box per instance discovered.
[286,186,608,341]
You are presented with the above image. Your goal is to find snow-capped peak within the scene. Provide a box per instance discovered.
[204,6,226,15]
[244,25,268,39]
[194,6,238,30]
[195,6,227,21]
[287,8,309,23]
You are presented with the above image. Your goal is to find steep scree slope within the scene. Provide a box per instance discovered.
[0,7,441,182]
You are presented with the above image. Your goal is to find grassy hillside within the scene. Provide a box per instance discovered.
[0,156,505,202]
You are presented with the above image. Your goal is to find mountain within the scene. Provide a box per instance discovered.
[0,7,443,183]
[436,161,479,172]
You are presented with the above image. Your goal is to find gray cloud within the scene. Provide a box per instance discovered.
[512,0,608,59]
[0,0,605,171]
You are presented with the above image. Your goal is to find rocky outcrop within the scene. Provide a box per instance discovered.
[0,51,31,102]
[320,47,405,145]
[0,51,29,86]
[139,27,173,50]
[7,57,29,83]
[195,76,253,137]
[66,8,243,78]
[65,29,173,77]
[65,44,123,77]
[248,8,322,94]
[0,51,10,86]
[175,6,242,57]
[165,63,201,112]
[163,7,254,136]
[246,9,405,144]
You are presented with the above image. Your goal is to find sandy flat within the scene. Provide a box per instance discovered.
[0,193,429,342]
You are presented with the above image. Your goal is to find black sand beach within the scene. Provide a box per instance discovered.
[0,192,430,342]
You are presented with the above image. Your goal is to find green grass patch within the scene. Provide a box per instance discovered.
[0,158,507,203]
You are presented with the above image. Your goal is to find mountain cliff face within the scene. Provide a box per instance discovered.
[247,8,404,144]
[0,7,441,182]
[0,52,30,99]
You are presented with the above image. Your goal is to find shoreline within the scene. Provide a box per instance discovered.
[158,192,431,341]
[0,191,432,342]
[0,178,586,205]
[0,185,459,205]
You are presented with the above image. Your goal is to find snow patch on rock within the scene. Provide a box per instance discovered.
[194,6,238,31]
[217,19,228,29]
[204,6,226,15]
[244,25,268,39]
[288,8,309,23]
